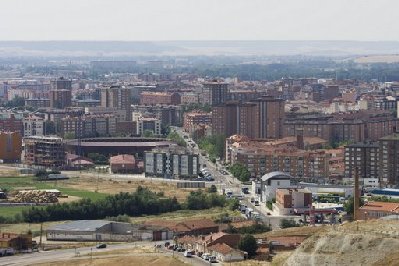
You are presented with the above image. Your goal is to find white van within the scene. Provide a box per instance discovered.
[184,250,192,257]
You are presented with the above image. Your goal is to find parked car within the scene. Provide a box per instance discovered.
[164,241,170,247]
[184,250,193,257]
[209,255,217,263]
[202,253,211,260]
[254,200,260,206]
[96,243,107,249]
[250,197,255,203]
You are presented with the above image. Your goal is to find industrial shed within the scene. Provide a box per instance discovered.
[46,220,173,242]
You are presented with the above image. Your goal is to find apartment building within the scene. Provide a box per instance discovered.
[60,114,117,138]
[24,136,65,167]
[226,136,331,179]
[212,96,285,139]
[144,147,199,178]
[139,92,181,105]
[136,117,161,136]
[23,114,45,137]
[100,85,132,121]
[183,111,212,135]
[285,110,399,145]
[0,113,23,133]
[344,141,379,181]
[202,82,229,106]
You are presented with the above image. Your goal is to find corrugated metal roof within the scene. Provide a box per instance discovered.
[47,220,111,232]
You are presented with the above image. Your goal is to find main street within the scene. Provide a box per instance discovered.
[171,127,301,229]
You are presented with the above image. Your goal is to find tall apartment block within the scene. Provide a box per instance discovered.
[203,82,229,106]
[100,85,132,121]
[212,96,285,139]
[344,142,380,181]
[379,133,399,186]
[24,136,65,167]
[49,77,72,109]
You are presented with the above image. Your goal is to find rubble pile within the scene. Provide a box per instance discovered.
[12,190,58,203]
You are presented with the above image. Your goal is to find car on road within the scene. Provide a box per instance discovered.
[250,197,255,203]
[184,250,193,257]
[96,243,107,249]
[202,253,211,260]
[241,187,249,194]
[254,200,260,206]
[209,256,217,263]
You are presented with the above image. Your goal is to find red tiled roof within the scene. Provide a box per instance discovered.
[360,201,399,213]
[110,154,136,165]
[208,243,243,256]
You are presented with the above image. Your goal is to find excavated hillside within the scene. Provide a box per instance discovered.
[285,220,399,266]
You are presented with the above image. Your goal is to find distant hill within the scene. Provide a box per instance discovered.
[0,40,399,57]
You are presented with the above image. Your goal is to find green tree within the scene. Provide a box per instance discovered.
[238,234,258,258]
[63,132,75,139]
[167,130,187,147]
[4,96,25,108]
[280,219,299,229]
[229,163,250,182]
[208,185,217,193]
[344,196,364,215]
[143,129,154,138]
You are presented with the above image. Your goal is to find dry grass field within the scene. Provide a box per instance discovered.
[33,255,188,266]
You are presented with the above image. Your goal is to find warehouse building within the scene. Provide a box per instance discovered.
[46,220,173,242]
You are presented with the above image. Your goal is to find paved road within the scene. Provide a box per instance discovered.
[0,242,213,266]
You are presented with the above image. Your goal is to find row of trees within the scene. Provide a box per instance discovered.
[167,130,187,147]
[197,134,225,163]
[229,163,251,182]
[14,187,230,223]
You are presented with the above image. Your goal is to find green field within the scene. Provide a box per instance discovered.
[0,176,108,220]
[0,176,107,201]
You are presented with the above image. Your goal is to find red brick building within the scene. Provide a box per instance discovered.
[140,92,181,105]
[110,154,143,173]
[183,111,212,134]
[212,96,284,139]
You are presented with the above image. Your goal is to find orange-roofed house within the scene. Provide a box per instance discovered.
[359,201,399,220]
[208,243,245,262]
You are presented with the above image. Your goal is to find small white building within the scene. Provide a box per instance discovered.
[260,171,293,203]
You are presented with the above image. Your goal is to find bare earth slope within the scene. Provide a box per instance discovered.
[285,220,399,266]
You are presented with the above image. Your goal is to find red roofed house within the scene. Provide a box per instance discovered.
[145,219,219,237]
[208,242,245,262]
[110,154,143,174]
[359,201,399,220]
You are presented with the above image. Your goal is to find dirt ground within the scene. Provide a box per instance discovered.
[33,255,188,266]
[284,220,399,266]
[52,176,195,202]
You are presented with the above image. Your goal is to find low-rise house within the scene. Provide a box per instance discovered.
[145,219,219,237]
[208,243,245,262]
[110,154,143,174]
[0,232,32,252]
[359,201,399,220]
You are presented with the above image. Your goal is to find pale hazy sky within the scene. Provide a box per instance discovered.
[0,0,398,41]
